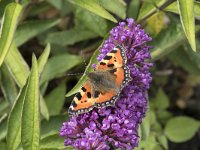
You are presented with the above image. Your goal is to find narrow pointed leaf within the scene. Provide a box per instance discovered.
[0,63,18,104]
[140,109,151,140]
[75,8,108,37]
[38,43,51,75]
[151,23,184,60]
[7,84,28,150]
[0,117,7,141]
[165,1,200,20]
[128,0,140,19]
[0,142,6,150]
[0,99,9,116]
[99,0,126,19]
[168,45,200,74]
[137,0,166,21]
[45,83,66,116]
[41,115,67,138]
[40,95,49,120]
[40,134,65,149]
[37,43,51,120]
[22,55,40,150]
[0,3,22,66]
[40,54,81,85]
[67,0,117,22]
[151,24,200,60]
[177,0,196,51]
[0,0,14,18]
[46,29,98,46]
[5,42,30,88]
[15,19,60,46]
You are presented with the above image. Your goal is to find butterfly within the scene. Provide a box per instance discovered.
[69,45,132,116]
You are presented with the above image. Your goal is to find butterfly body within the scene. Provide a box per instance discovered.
[69,45,132,116]
[87,71,119,95]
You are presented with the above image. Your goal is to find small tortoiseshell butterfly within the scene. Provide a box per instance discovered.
[69,45,132,115]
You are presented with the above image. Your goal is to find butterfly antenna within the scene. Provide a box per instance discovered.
[65,50,89,77]
[65,72,84,76]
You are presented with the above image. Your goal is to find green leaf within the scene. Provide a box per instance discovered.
[38,43,51,120]
[177,0,196,51]
[145,135,158,150]
[99,0,126,19]
[140,109,151,141]
[153,88,169,109]
[0,99,9,116]
[0,142,6,150]
[46,29,98,46]
[0,63,18,104]
[151,24,200,60]
[47,0,74,16]
[168,47,200,74]
[40,53,82,85]
[66,45,100,97]
[165,1,200,20]
[7,84,28,150]
[137,0,166,21]
[45,83,66,116]
[38,43,51,75]
[47,0,63,9]
[0,0,15,18]
[157,110,173,124]
[151,23,185,60]
[164,116,200,143]
[40,82,49,95]
[67,0,117,22]
[0,116,7,141]
[4,42,30,88]
[0,3,22,66]
[40,134,65,150]
[75,8,108,37]
[29,2,52,17]
[128,0,140,19]
[15,19,60,46]
[21,55,40,150]
[40,95,50,120]
[153,145,163,150]
[146,11,166,36]
[184,42,200,69]
[20,0,31,5]
[41,115,67,138]
[157,135,168,150]
[137,134,157,150]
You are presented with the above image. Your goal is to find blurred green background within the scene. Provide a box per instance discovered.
[0,0,200,150]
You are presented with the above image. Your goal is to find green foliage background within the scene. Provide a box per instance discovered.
[0,0,200,150]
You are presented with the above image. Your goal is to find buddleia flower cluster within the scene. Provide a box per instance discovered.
[60,18,153,150]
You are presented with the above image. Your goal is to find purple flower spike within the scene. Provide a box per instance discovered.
[60,18,153,149]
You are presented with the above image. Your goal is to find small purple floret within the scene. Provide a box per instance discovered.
[60,18,153,149]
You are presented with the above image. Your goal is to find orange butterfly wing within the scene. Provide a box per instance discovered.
[69,45,131,115]
[94,45,131,107]
[68,81,95,115]
[96,45,127,70]
[95,66,131,107]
